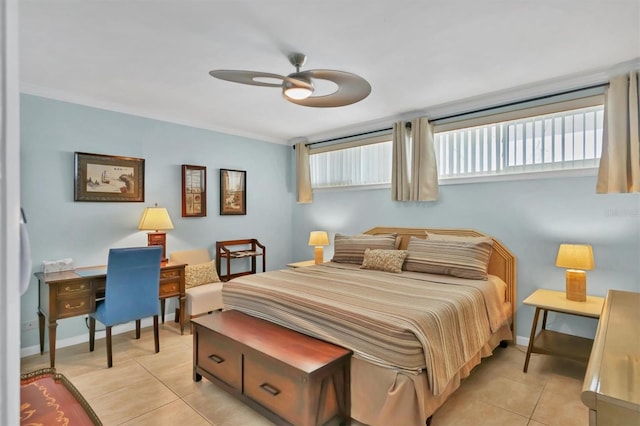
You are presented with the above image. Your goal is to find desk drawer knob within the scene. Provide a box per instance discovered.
[64,284,86,292]
[64,301,85,310]
[259,383,281,396]
[208,354,224,364]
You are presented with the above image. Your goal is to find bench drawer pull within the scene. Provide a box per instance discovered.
[208,354,224,364]
[259,383,280,396]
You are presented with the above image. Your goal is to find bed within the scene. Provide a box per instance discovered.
[222,227,517,425]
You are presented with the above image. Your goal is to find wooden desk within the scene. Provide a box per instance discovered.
[35,262,186,367]
[523,288,604,372]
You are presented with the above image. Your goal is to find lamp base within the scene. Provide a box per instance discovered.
[314,247,324,264]
[147,232,168,262]
[565,270,586,302]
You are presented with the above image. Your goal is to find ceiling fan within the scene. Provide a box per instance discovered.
[209,53,371,108]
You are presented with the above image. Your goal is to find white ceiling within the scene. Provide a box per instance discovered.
[19,1,640,145]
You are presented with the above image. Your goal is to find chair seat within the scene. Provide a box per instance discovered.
[186,282,223,316]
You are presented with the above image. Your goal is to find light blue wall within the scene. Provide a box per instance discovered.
[20,93,640,350]
[20,94,293,349]
[292,174,640,340]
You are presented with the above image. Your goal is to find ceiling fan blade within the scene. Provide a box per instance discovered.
[209,70,286,87]
[287,69,371,107]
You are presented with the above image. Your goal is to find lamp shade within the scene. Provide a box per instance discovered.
[138,207,174,231]
[555,244,594,270]
[308,231,329,246]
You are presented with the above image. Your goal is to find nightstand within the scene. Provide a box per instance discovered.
[286,260,317,268]
[523,288,604,372]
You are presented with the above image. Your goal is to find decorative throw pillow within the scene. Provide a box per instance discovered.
[404,236,493,280]
[361,249,408,273]
[185,260,220,289]
[331,233,397,264]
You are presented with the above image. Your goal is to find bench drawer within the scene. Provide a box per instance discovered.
[197,329,242,390]
[244,352,302,423]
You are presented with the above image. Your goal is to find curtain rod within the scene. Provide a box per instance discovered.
[292,127,393,149]
[294,82,609,149]
[431,82,609,123]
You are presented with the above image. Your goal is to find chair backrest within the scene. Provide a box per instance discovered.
[102,246,162,325]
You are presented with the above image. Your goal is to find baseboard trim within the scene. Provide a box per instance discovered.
[20,313,175,358]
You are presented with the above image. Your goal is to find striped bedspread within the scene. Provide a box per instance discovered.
[222,262,510,396]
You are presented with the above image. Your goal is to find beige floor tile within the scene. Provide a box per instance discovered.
[531,374,589,426]
[154,359,204,398]
[119,399,211,426]
[456,373,543,417]
[66,359,154,400]
[528,420,548,426]
[432,395,530,426]
[182,380,271,425]
[87,375,178,425]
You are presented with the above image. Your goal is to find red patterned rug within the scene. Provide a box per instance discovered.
[20,368,102,425]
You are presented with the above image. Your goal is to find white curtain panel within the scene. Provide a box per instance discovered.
[596,71,640,193]
[411,117,439,201]
[296,141,313,203]
[391,121,410,200]
[391,117,439,201]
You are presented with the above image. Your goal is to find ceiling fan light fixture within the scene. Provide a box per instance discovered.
[283,86,313,100]
[283,73,314,100]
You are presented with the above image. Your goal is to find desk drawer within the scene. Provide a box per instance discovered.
[159,281,180,297]
[57,295,94,318]
[56,281,92,296]
[197,329,242,389]
[161,268,181,279]
[244,352,302,424]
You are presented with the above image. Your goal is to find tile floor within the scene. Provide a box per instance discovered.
[20,322,589,426]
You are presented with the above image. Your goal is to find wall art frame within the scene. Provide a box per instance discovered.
[182,164,207,217]
[220,169,246,215]
[74,152,145,202]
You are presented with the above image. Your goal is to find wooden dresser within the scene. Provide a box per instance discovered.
[192,310,351,426]
[581,290,640,425]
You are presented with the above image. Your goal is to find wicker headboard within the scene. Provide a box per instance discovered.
[363,226,517,336]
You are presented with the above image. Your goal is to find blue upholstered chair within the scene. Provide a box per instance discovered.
[89,246,162,368]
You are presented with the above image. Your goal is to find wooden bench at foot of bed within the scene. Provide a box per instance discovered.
[192,310,352,426]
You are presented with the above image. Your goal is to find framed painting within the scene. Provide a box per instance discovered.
[182,164,206,217]
[74,152,145,202]
[220,169,246,215]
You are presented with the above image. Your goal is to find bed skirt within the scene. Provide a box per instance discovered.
[351,323,512,426]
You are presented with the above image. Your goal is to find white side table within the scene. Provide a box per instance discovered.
[523,288,604,372]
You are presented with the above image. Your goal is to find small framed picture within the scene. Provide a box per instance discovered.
[182,165,207,217]
[220,169,246,215]
[74,152,145,202]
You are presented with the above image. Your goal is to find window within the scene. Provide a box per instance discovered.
[310,135,392,188]
[435,105,604,178]
[309,89,605,189]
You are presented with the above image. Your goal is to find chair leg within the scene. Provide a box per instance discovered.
[106,326,113,368]
[174,307,180,323]
[153,315,160,353]
[160,299,166,324]
[135,319,141,339]
[89,317,96,352]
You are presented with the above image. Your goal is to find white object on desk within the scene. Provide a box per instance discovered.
[42,258,75,273]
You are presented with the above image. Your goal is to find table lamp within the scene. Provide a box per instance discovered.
[308,231,329,264]
[555,243,594,302]
[138,204,174,262]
